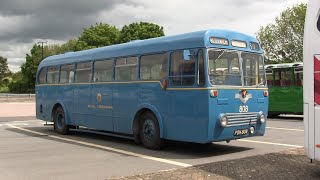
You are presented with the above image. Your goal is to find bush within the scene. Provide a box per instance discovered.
[8,79,34,93]
[0,86,9,93]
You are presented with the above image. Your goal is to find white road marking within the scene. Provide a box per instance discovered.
[238,139,303,148]
[266,127,304,132]
[0,123,28,127]
[8,125,192,168]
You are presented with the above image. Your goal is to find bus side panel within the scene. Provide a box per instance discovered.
[57,85,74,125]
[87,84,113,131]
[44,86,59,122]
[304,103,314,159]
[137,83,167,137]
[165,90,209,143]
[112,84,138,134]
[36,86,47,121]
[315,107,320,159]
[73,84,92,126]
[268,86,303,114]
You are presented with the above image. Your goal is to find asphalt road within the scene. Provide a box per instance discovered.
[0,102,305,179]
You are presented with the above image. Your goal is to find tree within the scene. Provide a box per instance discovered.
[0,56,11,86]
[0,56,11,78]
[257,3,306,63]
[10,44,46,93]
[78,23,120,48]
[120,22,165,43]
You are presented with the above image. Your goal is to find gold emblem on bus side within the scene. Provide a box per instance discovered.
[97,93,102,103]
[235,90,252,104]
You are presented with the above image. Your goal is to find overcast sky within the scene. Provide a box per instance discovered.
[0,0,307,72]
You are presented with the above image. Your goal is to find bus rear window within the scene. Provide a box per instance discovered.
[38,68,47,84]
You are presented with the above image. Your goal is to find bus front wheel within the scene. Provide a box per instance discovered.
[139,112,163,150]
[53,106,69,135]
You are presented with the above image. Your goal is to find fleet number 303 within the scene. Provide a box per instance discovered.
[239,105,249,113]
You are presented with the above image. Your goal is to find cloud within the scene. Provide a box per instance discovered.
[0,0,308,72]
[0,0,137,43]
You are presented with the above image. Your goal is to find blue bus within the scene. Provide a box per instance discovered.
[36,29,268,149]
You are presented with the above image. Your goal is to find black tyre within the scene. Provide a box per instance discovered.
[53,106,69,135]
[139,112,163,149]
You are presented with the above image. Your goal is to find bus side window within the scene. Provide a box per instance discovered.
[69,71,74,83]
[60,64,74,84]
[169,50,196,86]
[115,57,138,81]
[266,70,273,86]
[140,53,168,80]
[274,70,280,86]
[94,59,113,82]
[75,62,91,83]
[279,69,292,87]
[47,66,59,84]
[198,49,205,87]
[295,68,303,86]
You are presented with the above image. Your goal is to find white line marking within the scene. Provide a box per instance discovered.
[238,139,303,148]
[0,123,28,127]
[8,125,192,167]
[266,127,304,132]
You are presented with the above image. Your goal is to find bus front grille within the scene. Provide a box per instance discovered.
[225,112,258,127]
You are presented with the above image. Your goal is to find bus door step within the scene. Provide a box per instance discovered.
[44,122,54,126]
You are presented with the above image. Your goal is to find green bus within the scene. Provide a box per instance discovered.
[265,62,303,117]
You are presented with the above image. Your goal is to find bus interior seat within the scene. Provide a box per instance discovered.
[274,80,280,86]
[225,74,241,85]
[280,80,291,86]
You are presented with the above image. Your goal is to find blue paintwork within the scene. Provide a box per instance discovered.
[36,29,267,144]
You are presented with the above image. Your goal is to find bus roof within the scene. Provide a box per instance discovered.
[39,29,262,68]
[265,62,303,70]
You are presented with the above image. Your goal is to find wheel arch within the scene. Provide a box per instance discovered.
[132,104,164,142]
[51,101,69,124]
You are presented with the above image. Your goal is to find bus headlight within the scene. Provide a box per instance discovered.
[259,112,266,124]
[219,114,228,127]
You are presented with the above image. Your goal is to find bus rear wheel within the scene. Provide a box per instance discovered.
[53,106,69,135]
[139,112,163,150]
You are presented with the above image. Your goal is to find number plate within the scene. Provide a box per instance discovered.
[234,129,248,136]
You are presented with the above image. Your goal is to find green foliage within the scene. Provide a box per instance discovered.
[78,23,120,48]
[257,3,306,63]
[0,86,9,93]
[0,56,11,85]
[120,22,165,43]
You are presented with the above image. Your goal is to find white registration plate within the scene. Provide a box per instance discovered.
[234,129,248,136]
